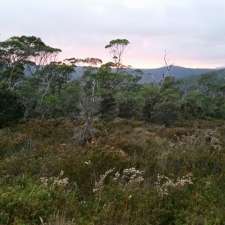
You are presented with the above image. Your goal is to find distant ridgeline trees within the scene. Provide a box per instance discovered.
[1,35,225,130]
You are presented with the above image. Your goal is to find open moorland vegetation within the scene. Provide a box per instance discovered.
[1,36,225,224]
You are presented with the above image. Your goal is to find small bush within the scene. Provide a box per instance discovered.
[0,89,24,128]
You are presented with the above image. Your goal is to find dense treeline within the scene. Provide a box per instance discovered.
[1,36,225,129]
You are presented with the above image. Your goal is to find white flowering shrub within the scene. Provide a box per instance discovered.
[40,170,69,189]
[93,168,115,193]
[113,167,144,185]
[155,173,193,196]
[93,167,145,193]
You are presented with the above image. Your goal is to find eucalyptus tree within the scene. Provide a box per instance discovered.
[38,62,74,98]
[105,39,130,70]
[31,61,75,118]
[0,35,61,90]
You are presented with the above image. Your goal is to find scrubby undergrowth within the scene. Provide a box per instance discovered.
[1,119,225,225]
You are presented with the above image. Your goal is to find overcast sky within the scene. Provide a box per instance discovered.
[1,0,225,68]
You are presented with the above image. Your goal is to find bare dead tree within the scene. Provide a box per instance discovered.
[73,77,100,145]
[160,50,173,86]
[71,58,103,145]
[164,50,173,77]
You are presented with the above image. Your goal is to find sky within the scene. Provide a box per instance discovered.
[1,0,225,68]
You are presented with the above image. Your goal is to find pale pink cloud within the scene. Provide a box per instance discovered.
[1,0,225,68]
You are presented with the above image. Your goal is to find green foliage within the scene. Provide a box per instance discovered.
[37,63,74,95]
[142,85,161,121]
[0,36,61,90]
[1,120,225,224]
[0,176,79,225]
[142,77,181,125]
[0,89,24,127]
[1,34,225,126]
[0,179,54,225]
[105,39,130,49]
[105,39,130,68]
[0,36,61,61]
[151,101,179,126]
[2,34,225,224]
[100,93,117,120]
[118,98,140,119]
[181,90,208,119]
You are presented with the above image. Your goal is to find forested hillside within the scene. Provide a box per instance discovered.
[1,36,225,225]
[70,66,214,83]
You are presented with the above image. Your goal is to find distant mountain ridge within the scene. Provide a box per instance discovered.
[71,65,215,83]
[134,66,214,83]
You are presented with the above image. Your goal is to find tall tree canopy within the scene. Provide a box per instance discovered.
[105,39,130,69]
[0,36,61,89]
